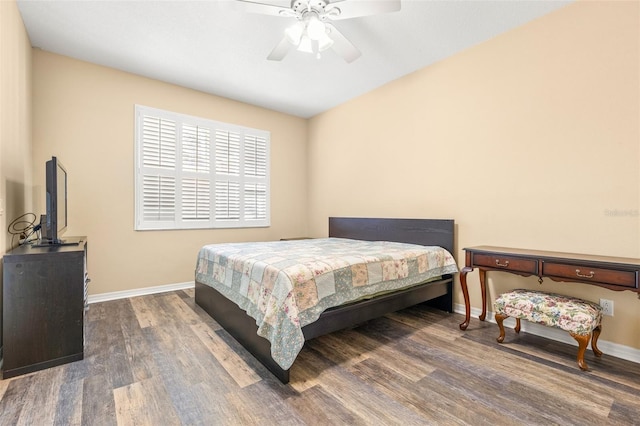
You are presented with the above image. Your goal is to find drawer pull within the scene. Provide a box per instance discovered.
[495,259,510,268]
[575,269,595,279]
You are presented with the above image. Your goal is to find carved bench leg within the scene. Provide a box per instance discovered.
[495,313,508,343]
[571,332,591,371]
[514,318,521,334]
[591,325,603,357]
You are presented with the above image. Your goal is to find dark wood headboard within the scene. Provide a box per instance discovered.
[328,217,455,256]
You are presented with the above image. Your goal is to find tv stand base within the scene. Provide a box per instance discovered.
[32,239,80,248]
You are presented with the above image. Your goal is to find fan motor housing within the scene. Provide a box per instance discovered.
[292,0,330,16]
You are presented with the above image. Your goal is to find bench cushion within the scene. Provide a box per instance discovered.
[494,289,602,336]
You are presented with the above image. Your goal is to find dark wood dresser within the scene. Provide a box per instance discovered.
[2,237,88,378]
[459,246,640,330]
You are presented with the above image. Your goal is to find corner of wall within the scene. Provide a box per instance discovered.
[0,0,34,254]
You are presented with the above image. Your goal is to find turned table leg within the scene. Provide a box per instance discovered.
[459,266,474,330]
[478,268,487,321]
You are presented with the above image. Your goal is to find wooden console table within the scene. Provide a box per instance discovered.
[459,246,640,330]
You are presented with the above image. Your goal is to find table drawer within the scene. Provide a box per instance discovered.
[542,262,638,288]
[473,253,538,274]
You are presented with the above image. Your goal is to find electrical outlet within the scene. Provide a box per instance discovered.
[599,298,614,316]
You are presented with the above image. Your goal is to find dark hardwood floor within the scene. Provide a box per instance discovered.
[1,288,639,425]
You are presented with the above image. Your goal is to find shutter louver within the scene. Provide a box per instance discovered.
[245,135,267,177]
[182,124,210,173]
[182,178,210,220]
[140,113,177,225]
[215,130,240,176]
[142,116,176,169]
[142,175,176,221]
[215,181,240,220]
[244,183,267,220]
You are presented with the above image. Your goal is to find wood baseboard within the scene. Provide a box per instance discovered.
[87,281,195,304]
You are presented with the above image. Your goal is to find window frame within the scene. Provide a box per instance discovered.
[134,105,270,231]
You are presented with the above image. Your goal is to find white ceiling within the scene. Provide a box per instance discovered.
[17,0,572,118]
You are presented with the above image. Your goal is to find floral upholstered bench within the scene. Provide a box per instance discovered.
[494,289,603,370]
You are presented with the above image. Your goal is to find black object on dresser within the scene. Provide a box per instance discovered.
[2,237,88,379]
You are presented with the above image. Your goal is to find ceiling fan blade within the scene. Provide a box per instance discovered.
[267,36,292,61]
[234,0,294,17]
[326,23,361,63]
[325,0,401,20]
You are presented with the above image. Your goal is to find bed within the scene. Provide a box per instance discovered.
[194,217,458,383]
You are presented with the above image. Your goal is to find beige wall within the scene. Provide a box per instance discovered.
[32,51,308,295]
[307,1,640,348]
[0,0,33,254]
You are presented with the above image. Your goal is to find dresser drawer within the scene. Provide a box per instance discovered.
[542,262,638,288]
[473,253,538,274]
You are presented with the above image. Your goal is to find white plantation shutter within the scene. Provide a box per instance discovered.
[244,135,267,177]
[244,183,267,220]
[215,130,241,175]
[214,129,241,223]
[182,178,210,221]
[138,114,177,227]
[243,134,268,221]
[142,175,176,221]
[135,105,270,230]
[215,181,240,220]
[181,123,211,222]
[182,124,210,173]
[142,116,176,169]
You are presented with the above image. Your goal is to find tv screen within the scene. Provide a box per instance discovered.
[43,156,68,244]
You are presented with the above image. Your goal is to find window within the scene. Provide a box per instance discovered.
[135,105,270,230]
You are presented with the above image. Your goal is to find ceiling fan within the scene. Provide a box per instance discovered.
[235,0,401,63]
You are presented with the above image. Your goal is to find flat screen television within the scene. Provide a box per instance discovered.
[36,156,76,246]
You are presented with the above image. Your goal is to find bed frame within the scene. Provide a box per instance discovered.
[195,217,456,383]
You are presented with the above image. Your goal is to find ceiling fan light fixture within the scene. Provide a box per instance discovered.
[317,31,334,51]
[285,22,304,44]
[297,35,314,53]
[287,11,333,55]
[306,14,326,41]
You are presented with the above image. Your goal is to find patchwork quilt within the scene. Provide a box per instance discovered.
[195,238,459,369]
